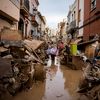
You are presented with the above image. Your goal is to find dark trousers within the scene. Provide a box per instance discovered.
[51,54,55,63]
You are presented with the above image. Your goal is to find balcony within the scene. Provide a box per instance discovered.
[67,20,76,31]
[70,20,76,29]
[0,0,20,21]
[31,16,38,27]
[67,20,77,35]
[20,0,29,16]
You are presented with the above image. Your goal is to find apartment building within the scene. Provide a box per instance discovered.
[57,19,67,41]
[27,0,46,40]
[67,0,78,39]
[40,16,46,35]
[0,0,20,31]
[0,0,46,40]
[18,0,30,38]
[37,13,46,38]
[27,0,39,39]
[83,0,100,41]
[31,11,46,39]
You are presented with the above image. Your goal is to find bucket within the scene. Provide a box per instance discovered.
[70,43,77,55]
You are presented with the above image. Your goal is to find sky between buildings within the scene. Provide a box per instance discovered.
[39,0,75,29]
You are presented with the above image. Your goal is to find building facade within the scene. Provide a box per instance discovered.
[18,0,30,38]
[67,0,78,39]
[0,0,46,40]
[77,0,84,37]
[0,0,20,31]
[57,19,67,41]
[83,0,100,41]
[27,0,46,40]
[40,16,46,35]
[27,0,39,39]
[33,11,46,39]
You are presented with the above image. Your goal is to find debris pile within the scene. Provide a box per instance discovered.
[0,30,46,98]
[77,57,100,100]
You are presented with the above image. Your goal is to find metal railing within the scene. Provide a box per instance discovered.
[67,20,76,31]
[20,0,29,11]
[70,20,76,28]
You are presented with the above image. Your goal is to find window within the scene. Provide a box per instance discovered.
[72,14,73,21]
[78,9,81,22]
[74,11,76,20]
[91,0,96,10]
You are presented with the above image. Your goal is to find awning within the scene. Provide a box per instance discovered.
[23,39,44,51]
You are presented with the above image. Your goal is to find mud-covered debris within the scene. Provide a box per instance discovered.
[56,94,63,98]
[33,63,46,82]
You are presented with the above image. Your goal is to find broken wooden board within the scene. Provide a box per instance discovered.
[23,39,44,51]
[25,50,44,64]
[23,39,44,64]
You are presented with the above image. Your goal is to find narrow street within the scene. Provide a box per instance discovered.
[0,0,100,100]
[10,58,82,100]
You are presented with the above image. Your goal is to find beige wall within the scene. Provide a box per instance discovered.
[41,21,45,32]
[78,0,84,37]
[41,16,46,32]
[0,0,20,21]
[0,18,18,31]
[0,18,11,31]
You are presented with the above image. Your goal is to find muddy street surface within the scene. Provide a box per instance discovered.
[9,58,82,100]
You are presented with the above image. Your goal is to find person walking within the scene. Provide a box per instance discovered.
[57,41,64,55]
[50,45,57,60]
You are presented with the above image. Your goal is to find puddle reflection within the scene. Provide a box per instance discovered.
[43,57,71,100]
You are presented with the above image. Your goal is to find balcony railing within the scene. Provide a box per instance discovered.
[31,16,38,27]
[20,0,29,15]
[31,16,35,21]
[70,20,76,29]
[67,20,76,31]
[10,0,20,9]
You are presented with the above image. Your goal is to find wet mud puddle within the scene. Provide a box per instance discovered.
[43,65,71,100]
[12,57,82,100]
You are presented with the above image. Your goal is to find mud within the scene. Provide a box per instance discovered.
[6,63,82,100]
[1,56,82,100]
